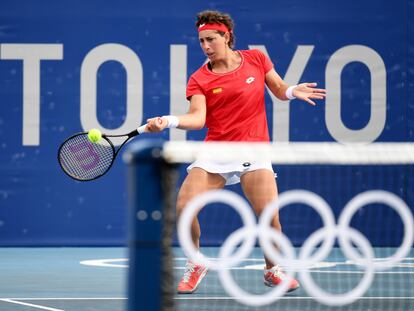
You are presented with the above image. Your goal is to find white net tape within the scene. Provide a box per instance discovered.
[163,142,414,164]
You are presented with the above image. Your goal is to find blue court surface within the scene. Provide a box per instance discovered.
[0,247,413,311]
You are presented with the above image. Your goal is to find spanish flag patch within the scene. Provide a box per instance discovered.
[212,87,222,94]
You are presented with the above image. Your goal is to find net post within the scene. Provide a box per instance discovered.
[123,139,176,311]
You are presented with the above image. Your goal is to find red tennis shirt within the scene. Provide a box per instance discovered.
[186,49,273,142]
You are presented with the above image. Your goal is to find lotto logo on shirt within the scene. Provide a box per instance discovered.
[246,77,255,84]
[212,87,223,94]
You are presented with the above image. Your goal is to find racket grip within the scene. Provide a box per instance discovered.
[137,124,147,134]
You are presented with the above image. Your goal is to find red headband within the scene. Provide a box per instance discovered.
[198,23,231,33]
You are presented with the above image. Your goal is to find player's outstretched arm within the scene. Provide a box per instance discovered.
[265,69,326,105]
[146,94,206,133]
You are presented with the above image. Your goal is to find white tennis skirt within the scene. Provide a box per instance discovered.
[187,159,276,185]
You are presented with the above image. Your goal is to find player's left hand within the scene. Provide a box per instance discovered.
[293,83,326,106]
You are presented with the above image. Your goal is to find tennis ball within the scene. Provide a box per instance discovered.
[88,128,102,143]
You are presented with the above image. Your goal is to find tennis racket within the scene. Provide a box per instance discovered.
[58,124,147,181]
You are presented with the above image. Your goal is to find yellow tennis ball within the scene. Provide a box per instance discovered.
[88,128,102,143]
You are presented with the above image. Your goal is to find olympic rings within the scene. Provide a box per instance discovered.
[338,190,414,270]
[218,226,295,306]
[259,190,336,269]
[177,189,414,307]
[299,227,375,306]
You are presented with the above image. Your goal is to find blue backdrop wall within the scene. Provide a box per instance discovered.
[0,0,413,246]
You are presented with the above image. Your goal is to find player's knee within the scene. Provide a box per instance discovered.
[253,201,276,216]
[252,203,282,231]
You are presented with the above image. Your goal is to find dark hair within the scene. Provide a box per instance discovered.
[196,10,236,48]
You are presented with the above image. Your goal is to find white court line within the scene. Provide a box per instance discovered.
[174,296,414,300]
[172,267,414,273]
[0,299,64,311]
[2,297,414,301]
[79,257,267,268]
[79,257,414,273]
[80,258,128,268]
[174,257,265,261]
[2,298,126,301]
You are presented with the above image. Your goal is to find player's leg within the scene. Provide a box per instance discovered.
[240,169,281,268]
[240,169,299,292]
[177,167,226,247]
[176,167,226,294]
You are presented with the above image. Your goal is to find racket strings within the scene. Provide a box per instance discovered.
[59,134,114,180]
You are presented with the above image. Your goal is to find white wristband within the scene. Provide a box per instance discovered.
[164,115,179,128]
[285,85,297,100]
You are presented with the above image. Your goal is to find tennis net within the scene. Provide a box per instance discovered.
[124,140,414,311]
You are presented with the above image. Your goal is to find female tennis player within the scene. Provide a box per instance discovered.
[146,10,326,294]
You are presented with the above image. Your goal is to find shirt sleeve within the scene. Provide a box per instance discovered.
[254,49,274,74]
[186,76,205,100]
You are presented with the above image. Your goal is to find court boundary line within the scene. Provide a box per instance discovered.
[2,296,414,301]
[0,299,64,311]
[79,258,414,273]
[1,298,127,300]
[175,297,414,300]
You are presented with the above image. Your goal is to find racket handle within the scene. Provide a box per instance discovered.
[137,124,147,135]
